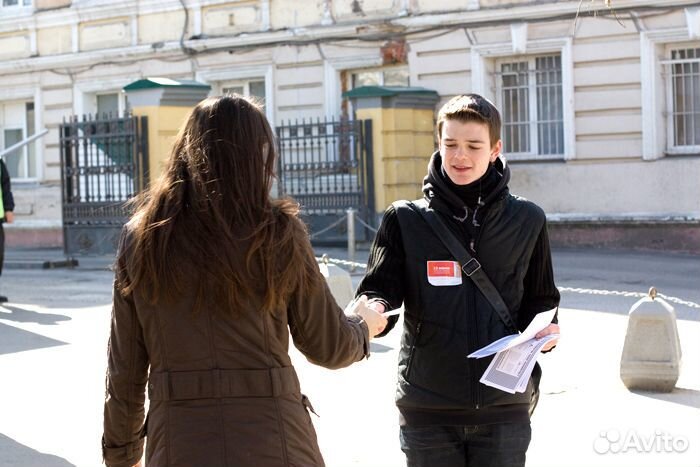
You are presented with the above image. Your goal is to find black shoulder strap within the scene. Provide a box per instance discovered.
[396,200,517,333]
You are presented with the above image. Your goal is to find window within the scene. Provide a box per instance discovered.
[667,46,700,151]
[222,79,266,110]
[96,93,119,117]
[350,66,409,88]
[1,101,36,179]
[1,0,31,7]
[497,54,564,158]
[82,91,129,118]
[342,66,409,118]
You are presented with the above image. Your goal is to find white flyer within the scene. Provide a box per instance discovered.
[467,309,559,394]
[467,308,557,359]
[478,333,559,394]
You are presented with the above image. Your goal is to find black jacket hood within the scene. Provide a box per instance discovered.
[422,150,510,221]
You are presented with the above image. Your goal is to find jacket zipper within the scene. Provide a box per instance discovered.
[471,210,492,410]
[405,321,422,381]
[468,284,480,409]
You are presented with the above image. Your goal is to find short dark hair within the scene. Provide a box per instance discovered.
[436,94,501,147]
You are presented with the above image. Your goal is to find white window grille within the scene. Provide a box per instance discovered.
[667,47,700,152]
[497,54,564,158]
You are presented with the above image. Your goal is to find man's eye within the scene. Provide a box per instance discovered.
[469,146,481,150]
[445,144,456,148]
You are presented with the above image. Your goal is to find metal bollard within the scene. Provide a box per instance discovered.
[620,287,682,392]
[347,207,356,272]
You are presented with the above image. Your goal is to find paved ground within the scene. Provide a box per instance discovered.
[0,246,698,467]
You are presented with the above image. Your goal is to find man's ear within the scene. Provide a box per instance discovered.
[490,140,503,162]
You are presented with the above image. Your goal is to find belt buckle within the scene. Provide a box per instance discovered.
[462,258,481,277]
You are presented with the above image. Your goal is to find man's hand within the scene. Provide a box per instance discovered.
[4,211,13,224]
[346,295,388,338]
[366,299,386,314]
[535,323,560,352]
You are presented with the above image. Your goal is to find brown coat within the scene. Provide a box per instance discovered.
[102,228,369,467]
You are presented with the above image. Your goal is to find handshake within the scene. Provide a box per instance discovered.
[345,295,389,338]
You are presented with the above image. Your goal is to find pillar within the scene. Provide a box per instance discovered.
[343,86,439,221]
[123,77,211,183]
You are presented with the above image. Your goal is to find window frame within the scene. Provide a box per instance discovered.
[323,55,383,119]
[349,65,410,89]
[220,79,266,101]
[74,78,133,118]
[0,99,38,182]
[494,54,565,159]
[94,91,128,117]
[343,65,410,119]
[1,0,32,8]
[640,30,700,160]
[196,65,274,124]
[471,37,574,161]
[663,42,700,155]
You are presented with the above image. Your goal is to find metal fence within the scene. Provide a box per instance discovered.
[60,113,149,256]
[276,117,375,244]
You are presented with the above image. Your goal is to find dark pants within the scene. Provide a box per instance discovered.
[400,422,532,467]
[0,223,4,276]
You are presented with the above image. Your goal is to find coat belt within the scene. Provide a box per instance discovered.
[148,366,300,401]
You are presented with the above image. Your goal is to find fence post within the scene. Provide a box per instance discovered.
[347,207,356,272]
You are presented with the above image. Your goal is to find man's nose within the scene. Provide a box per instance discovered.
[454,146,467,158]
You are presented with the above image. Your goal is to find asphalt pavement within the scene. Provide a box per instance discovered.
[0,245,698,467]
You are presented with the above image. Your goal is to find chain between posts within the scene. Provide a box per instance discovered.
[313,257,700,310]
[557,287,700,309]
[308,210,378,240]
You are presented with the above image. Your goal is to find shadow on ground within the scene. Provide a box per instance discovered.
[630,387,700,410]
[0,305,71,325]
[0,433,75,467]
[0,322,68,355]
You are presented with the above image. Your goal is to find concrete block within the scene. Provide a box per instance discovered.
[620,289,682,392]
[318,262,354,309]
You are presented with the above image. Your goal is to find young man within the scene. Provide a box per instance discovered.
[356,94,560,467]
[0,158,15,303]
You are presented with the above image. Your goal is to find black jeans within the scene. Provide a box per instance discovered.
[400,422,532,467]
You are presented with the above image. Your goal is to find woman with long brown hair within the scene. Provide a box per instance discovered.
[102,95,387,467]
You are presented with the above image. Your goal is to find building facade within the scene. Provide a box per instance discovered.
[0,0,699,250]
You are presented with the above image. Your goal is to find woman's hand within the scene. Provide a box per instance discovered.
[347,295,388,338]
[535,323,560,352]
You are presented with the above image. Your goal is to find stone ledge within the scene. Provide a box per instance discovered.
[548,222,700,255]
[4,224,63,248]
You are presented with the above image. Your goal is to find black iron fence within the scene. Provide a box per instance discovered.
[276,117,374,244]
[60,113,149,256]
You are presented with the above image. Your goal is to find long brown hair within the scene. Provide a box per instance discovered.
[118,95,319,312]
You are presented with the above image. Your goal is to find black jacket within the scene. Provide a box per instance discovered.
[356,151,560,426]
[1,159,14,223]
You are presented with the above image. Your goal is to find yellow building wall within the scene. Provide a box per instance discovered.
[356,106,435,212]
[37,26,72,56]
[130,106,192,182]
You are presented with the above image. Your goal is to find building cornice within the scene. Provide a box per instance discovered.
[0,0,696,76]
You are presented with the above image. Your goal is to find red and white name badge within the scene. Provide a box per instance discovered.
[426,260,462,286]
